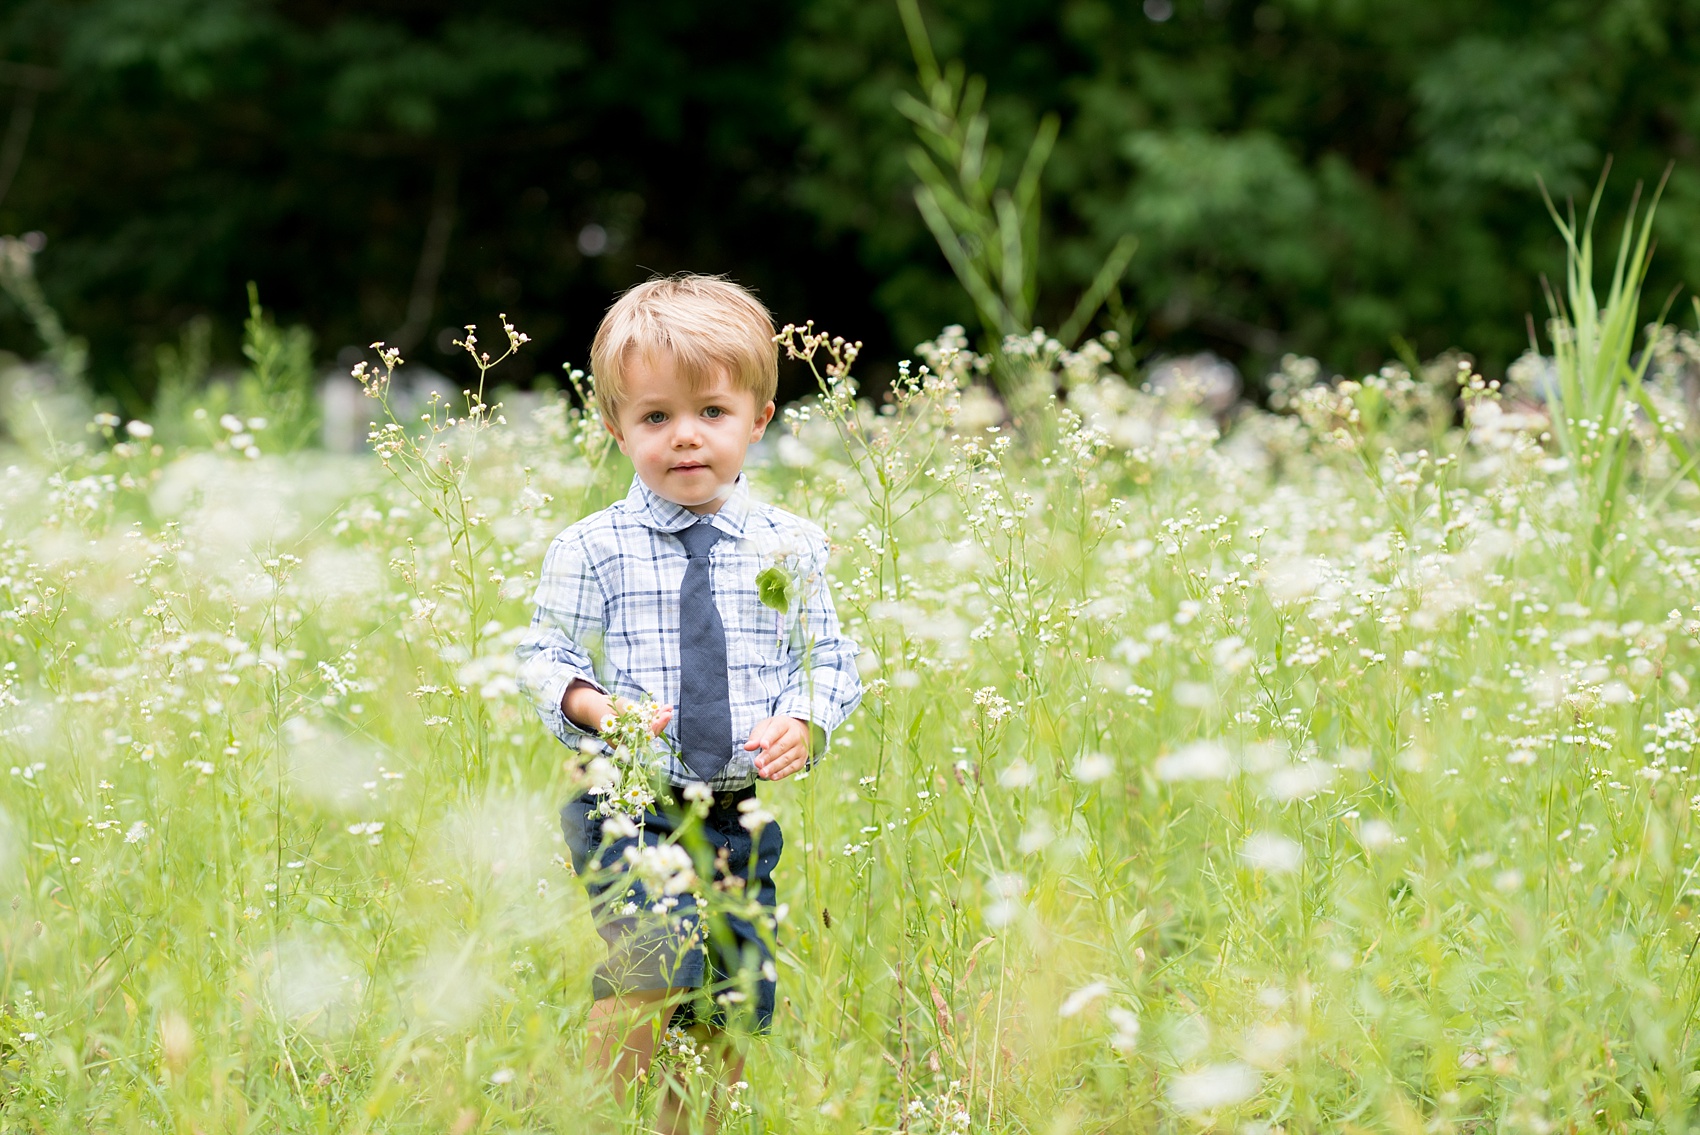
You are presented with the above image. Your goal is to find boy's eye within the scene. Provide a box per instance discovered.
[702,406,724,419]
[644,411,667,425]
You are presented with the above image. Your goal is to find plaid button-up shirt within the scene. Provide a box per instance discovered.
[516,474,863,790]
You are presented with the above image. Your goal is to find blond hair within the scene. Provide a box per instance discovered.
[590,274,777,425]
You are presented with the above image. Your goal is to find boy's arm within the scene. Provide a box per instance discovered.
[515,530,613,748]
[774,532,863,759]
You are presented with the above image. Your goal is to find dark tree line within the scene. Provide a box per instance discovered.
[0,0,1697,405]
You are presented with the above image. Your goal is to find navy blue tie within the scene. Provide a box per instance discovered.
[675,522,732,782]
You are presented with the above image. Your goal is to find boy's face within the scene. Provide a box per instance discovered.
[606,350,775,514]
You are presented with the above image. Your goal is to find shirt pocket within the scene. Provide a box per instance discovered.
[732,591,791,669]
[722,562,791,670]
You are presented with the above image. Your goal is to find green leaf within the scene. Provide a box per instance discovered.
[756,566,791,613]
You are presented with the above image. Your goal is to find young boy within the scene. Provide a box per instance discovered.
[515,275,862,1130]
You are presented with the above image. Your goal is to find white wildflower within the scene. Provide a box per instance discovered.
[972,686,1013,723]
[737,796,775,832]
[600,813,639,840]
[1075,752,1114,783]
[998,759,1037,788]
[1263,762,1335,802]
[1357,819,1396,851]
[1239,832,1302,874]
[622,842,698,896]
[1211,635,1255,673]
[1155,741,1234,782]
[1017,817,1054,853]
[1108,1007,1141,1053]
[984,873,1025,928]
[1168,1062,1260,1113]
[1058,981,1109,1018]
[1242,1022,1302,1070]
[584,757,621,792]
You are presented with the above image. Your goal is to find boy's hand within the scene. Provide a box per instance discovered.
[745,716,812,781]
[563,681,671,737]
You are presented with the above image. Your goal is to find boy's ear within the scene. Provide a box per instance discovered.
[750,399,776,440]
[603,414,628,453]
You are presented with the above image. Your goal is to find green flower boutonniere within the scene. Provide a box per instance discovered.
[756,565,792,613]
[756,545,809,651]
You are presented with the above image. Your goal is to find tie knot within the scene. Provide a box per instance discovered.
[675,522,725,559]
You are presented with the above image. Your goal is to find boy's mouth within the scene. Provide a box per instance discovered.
[671,461,709,472]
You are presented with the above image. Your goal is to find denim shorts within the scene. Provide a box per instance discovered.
[561,785,783,1033]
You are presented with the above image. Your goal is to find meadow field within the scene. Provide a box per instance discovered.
[6,258,1700,1133]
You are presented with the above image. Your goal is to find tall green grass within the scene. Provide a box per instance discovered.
[1535,167,1685,599]
[2,302,1700,1132]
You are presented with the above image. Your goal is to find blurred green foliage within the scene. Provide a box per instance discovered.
[0,0,1697,401]
[796,0,1700,375]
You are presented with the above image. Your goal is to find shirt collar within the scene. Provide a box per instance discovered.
[621,473,751,539]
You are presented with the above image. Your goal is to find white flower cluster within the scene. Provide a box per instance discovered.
[583,697,671,819]
[904,1082,971,1134]
[620,841,698,909]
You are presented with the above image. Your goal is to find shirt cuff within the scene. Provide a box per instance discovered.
[539,670,611,745]
[778,701,833,770]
